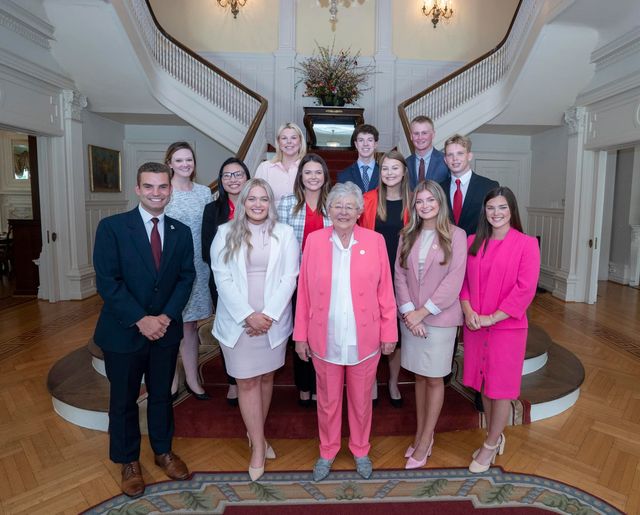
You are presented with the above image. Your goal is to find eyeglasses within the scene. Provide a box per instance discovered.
[221,171,245,180]
[330,204,357,213]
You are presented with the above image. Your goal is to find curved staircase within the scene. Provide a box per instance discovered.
[48,323,584,432]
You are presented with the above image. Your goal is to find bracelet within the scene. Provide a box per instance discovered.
[489,314,496,326]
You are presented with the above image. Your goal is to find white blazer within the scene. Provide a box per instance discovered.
[211,221,299,349]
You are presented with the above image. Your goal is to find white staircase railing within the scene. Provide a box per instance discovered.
[115,0,267,175]
[398,0,542,149]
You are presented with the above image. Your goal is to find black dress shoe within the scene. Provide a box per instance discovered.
[474,392,485,412]
[226,396,239,407]
[184,383,211,401]
[298,397,312,408]
[389,396,403,408]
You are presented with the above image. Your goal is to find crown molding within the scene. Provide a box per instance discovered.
[0,46,75,90]
[0,0,55,49]
[591,26,640,70]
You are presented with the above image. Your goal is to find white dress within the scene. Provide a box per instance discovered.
[165,182,213,321]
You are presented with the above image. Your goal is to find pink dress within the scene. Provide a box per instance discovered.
[219,222,286,379]
[461,230,540,399]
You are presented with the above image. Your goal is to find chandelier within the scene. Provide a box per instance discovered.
[217,0,247,19]
[422,0,453,29]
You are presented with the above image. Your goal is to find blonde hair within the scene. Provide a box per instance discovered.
[222,178,278,263]
[376,150,411,222]
[399,180,453,268]
[272,122,307,163]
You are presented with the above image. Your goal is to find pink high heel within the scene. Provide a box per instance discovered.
[404,445,415,459]
[405,436,434,469]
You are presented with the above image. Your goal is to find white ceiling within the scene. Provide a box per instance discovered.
[43,0,170,114]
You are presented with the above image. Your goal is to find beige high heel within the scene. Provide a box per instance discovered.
[247,432,276,460]
[248,457,265,481]
[469,433,505,473]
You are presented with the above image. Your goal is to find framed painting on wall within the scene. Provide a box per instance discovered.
[89,145,121,192]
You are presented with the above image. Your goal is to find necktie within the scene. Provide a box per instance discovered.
[151,217,162,270]
[361,165,370,191]
[453,179,463,225]
[418,158,425,183]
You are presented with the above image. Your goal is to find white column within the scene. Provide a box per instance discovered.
[373,0,397,150]
[50,90,95,300]
[273,0,297,143]
[554,106,602,303]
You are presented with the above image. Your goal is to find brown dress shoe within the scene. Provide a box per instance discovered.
[121,461,145,498]
[154,451,190,480]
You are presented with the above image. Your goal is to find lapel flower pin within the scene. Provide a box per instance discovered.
[360,249,366,255]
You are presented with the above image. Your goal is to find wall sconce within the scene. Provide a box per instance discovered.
[422,0,453,29]
[217,0,247,19]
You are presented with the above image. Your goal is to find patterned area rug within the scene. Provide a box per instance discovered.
[82,468,622,514]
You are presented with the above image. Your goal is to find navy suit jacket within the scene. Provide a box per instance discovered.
[440,172,499,235]
[93,207,195,353]
[407,148,449,189]
[337,162,379,192]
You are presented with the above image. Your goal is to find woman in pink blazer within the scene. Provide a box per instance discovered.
[293,182,398,482]
[461,187,540,473]
[394,180,467,469]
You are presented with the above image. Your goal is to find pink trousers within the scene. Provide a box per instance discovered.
[313,353,380,459]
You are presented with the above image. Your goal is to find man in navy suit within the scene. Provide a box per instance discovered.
[406,115,449,189]
[93,162,195,498]
[440,134,498,411]
[337,124,379,192]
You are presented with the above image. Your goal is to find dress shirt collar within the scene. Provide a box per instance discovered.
[415,148,433,161]
[138,204,165,225]
[451,169,473,186]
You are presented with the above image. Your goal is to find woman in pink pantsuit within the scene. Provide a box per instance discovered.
[461,187,540,473]
[293,182,398,482]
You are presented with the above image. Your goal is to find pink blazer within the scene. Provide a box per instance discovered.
[293,225,398,360]
[394,226,467,327]
[460,228,540,329]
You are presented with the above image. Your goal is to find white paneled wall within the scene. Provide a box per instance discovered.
[527,207,564,291]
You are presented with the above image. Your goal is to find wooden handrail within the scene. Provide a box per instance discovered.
[398,0,523,151]
[143,0,267,164]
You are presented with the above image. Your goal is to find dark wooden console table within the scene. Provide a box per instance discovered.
[303,106,365,149]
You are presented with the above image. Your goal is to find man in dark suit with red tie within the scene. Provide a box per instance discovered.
[93,162,195,498]
[440,134,499,235]
[406,115,449,189]
[440,134,498,411]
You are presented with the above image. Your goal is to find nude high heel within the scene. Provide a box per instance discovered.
[247,432,276,460]
[469,433,505,473]
[405,435,434,469]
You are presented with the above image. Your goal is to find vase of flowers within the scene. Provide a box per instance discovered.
[296,41,374,106]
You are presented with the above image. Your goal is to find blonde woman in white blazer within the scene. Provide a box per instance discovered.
[211,178,299,481]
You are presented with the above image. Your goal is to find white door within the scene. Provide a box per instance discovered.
[585,151,608,304]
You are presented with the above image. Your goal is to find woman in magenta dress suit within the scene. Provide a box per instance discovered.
[461,186,540,473]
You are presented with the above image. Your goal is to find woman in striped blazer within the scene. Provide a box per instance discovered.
[276,153,332,407]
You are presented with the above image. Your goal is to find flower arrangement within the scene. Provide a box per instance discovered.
[296,41,375,106]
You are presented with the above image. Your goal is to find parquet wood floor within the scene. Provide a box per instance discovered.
[0,282,638,514]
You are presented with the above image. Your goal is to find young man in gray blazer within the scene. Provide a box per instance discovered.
[406,115,449,189]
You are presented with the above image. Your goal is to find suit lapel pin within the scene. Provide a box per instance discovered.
[360,249,366,255]
[170,225,175,230]
[433,244,438,249]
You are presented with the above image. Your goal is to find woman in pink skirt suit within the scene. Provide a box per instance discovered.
[461,186,540,473]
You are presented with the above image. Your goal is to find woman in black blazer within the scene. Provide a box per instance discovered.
[201,157,250,406]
